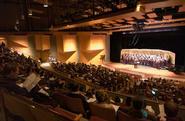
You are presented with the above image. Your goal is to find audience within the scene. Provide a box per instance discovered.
[52,62,185,106]
[1,42,185,121]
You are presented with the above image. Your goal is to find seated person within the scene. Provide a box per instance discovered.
[0,62,28,95]
[86,88,96,103]
[127,96,156,120]
[164,101,182,121]
[22,68,41,92]
[118,96,132,113]
[67,83,89,112]
[16,68,55,106]
[95,90,119,112]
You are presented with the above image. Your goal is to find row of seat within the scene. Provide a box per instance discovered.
[52,92,150,121]
[0,89,82,121]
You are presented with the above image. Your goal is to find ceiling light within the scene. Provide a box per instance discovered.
[43,4,48,8]
[21,15,25,20]
[43,0,49,8]
[16,19,19,24]
[28,10,32,16]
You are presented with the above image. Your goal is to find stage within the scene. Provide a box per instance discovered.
[102,62,185,82]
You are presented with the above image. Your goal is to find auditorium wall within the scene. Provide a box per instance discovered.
[6,35,32,57]
[1,31,110,65]
[4,35,51,61]
[35,35,51,61]
[54,32,109,65]
[55,32,78,63]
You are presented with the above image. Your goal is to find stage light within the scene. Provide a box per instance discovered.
[43,4,48,8]
[43,0,49,8]
[136,2,145,12]
[16,19,19,25]
[28,10,32,16]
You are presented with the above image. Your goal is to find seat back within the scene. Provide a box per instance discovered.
[65,95,86,116]
[89,103,116,121]
[53,93,86,116]
[117,110,150,121]
[90,116,108,121]
[2,89,82,121]
[52,92,68,108]
[2,90,36,121]
[30,105,80,121]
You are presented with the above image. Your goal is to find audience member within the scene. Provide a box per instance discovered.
[164,101,182,121]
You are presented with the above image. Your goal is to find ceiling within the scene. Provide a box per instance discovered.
[0,0,185,32]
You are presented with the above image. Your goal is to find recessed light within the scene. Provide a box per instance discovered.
[43,4,48,8]
[28,10,32,16]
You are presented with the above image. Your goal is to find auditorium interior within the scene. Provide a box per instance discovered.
[1,0,185,121]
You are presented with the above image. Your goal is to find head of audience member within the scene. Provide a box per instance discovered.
[114,96,121,103]
[3,62,19,79]
[164,101,179,118]
[132,96,144,110]
[95,90,110,103]
[86,89,94,98]
[125,97,132,107]
[70,83,80,92]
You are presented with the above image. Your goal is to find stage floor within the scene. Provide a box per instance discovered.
[102,62,185,81]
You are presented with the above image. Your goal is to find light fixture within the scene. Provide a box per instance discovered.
[43,0,48,8]
[43,4,48,7]
[28,9,32,16]
[21,15,25,20]
[136,2,145,12]
[16,19,19,24]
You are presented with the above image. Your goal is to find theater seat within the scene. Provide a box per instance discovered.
[117,110,150,121]
[52,92,68,109]
[52,92,87,116]
[65,95,86,116]
[1,89,82,121]
[90,116,108,121]
[89,103,116,121]
[49,107,82,121]
[2,89,36,121]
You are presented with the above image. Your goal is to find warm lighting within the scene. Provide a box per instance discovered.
[28,10,32,16]
[40,62,51,68]
[63,35,77,52]
[136,3,145,12]
[43,4,48,8]
[0,37,5,40]
[43,0,49,8]
[89,35,105,50]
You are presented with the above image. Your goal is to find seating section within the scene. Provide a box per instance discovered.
[0,89,82,121]
[1,43,185,121]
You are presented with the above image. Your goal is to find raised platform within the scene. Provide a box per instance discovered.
[102,62,185,82]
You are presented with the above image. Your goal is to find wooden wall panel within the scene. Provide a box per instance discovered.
[7,36,32,57]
